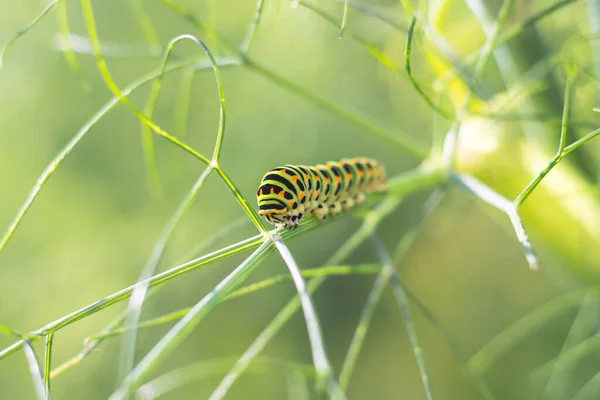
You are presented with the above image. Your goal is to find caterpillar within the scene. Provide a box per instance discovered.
[256,157,387,229]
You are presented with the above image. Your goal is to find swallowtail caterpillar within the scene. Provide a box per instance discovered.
[256,157,387,229]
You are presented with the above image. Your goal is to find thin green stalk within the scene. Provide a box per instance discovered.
[0,234,265,360]
[109,241,275,400]
[274,239,345,399]
[23,340,46,400]
[117,166,213,383]
[214,166,268,233]
[172,67,195,139]
[139,120,162,199]
[159,0,224,51]
[514,69,573,206]
[0,0,63,68]
[405,17,453,120]
[371,235,434,400]
[563,127,600,154]
[331,0,405,31]
[129,0,160,46]
[136,30,191,198]
[86,265,381,342]
[135,357,315,400]
[80,0,212,165]
[390,190,498,400]
[339,0,349,38]
[398,0,415,17]
[227,264,381,301]
[500,69,600,202]
[204,39,227,163]
[471,0,515,78]
[340,190,445,391]
[140,33,224,197]
[338,264,391,391]
[300,2,402,74]
[56,0,89,91]
[239,0,266,54]
[44,333,54,400]
[177,216,251,263]
[50,315,124,379]
[54,32,162,57]
[387,165,445,197]
[453,173,539,270]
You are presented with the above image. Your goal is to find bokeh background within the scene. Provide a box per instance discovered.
[1,0,598,399]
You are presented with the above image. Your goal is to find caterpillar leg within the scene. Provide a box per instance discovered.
[329,202,343,216]
[341,196,355,211]
[313,204,329,221]
[289,206,305,229]
[354,192,366,205]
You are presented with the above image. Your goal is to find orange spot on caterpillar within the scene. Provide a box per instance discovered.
[335,176,341,183]
[280,169,286,174]
[346,173,352,179]
[279,190,285,197]
[315,190,321,197]
[324,194,329,200]
[270,188,275,194]
[292,175,299,182]
[288,200,295,206]
[358,170,365,177]
[304,174,309,179]
[299,192,305,199]
[313,175,319,180]
[324,177,330,183]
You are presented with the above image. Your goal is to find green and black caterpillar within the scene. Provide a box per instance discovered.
[257,157,387,229]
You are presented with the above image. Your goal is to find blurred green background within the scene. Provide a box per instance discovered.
[0,0,598,399]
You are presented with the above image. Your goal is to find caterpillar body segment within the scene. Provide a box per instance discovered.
[256,157,387,229]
